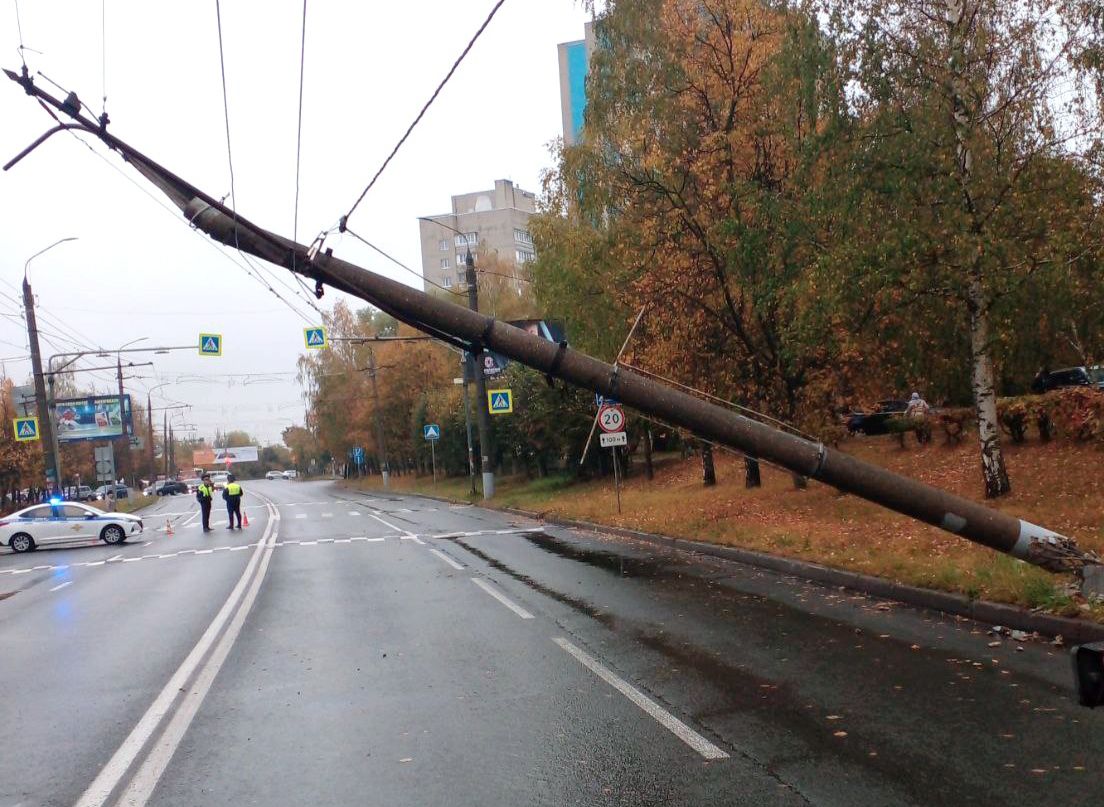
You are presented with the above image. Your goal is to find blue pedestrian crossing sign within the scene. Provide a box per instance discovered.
[423,424,441,441]
[352,446,365,463]
[198,333,223,357]
[487,389,513,415]
[304,326,328,349]
[13,416,39,442]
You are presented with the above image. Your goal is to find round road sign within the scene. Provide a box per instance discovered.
[598,404,626,433]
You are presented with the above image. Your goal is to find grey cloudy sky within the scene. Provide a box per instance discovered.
[0,0,590,446]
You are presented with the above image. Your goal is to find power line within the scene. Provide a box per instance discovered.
[344,228,463,297]
[339,0,509,227]
[214,0,236,210]
[293,0,307,247]
[13,0,26,67]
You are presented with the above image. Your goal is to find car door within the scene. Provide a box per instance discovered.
[19,504,65,545]
[57,504,96,542]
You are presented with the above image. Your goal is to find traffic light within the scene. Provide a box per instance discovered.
[1071,641,1104,708]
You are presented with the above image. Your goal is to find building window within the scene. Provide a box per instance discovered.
[515,249,535,264]
[438,239,449,252]
[514,228,533,246]
[443,276,454,288]
[455,232,478,247]
[457,252,476,266]
[440,258,450,270]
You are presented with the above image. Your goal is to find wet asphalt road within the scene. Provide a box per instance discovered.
[0,479,1100,806]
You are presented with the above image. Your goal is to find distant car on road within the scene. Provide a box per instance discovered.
[93,484,129,501]
[265,470,285,480]
[283,469,298,479]
[156,480,188,496]
[0,501,143,553]
[71,485,95,502]
[1030,366,1104,394]
[181,477,200,494]
[846,399,910,435]
[210,473,230,491]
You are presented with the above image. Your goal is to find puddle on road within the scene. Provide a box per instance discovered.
[519,530,689,580]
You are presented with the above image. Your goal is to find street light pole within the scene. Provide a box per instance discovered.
[420,217,495,498]
[366,348,390,488]
[22,237,77,494]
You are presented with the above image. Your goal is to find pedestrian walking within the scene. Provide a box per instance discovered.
[196,473,215,532]
[905,391,930,418]
[223,473,243,530]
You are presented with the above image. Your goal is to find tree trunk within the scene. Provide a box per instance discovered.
[744,455,761,488]
[968,277,1011,497]
[643,428,654,481]
[701,442,716,487]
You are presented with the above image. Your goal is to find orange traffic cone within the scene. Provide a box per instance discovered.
[242,510,249,528]
[165,519,175,536]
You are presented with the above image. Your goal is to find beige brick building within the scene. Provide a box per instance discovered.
[417,179,536,293]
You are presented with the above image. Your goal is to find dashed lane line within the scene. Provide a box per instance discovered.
[472,577,533,619]
[553,638,729,761]
[428,548,464,570]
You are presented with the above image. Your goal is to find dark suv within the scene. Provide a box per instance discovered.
[157,480,189,496]
[1030,366,1104,394]
[846,399,910,435]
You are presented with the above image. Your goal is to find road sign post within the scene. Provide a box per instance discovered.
[423,424,441,484]
[304,326,328,349]
[94,444,116,511]
[598,408,628,515]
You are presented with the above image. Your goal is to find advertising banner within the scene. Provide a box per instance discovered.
[193,446,259,466]
[54,395,132,443]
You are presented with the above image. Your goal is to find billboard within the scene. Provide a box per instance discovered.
[193,446,259,466]
[483,320,567,377]
[53,395,132,443]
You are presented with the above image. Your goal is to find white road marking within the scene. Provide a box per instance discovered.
[321,513,333,519]
[300,541,317,546]
[364,537,386,542]
[195,549,213,555]
[106,555,123,563]
[122,558,143,563]
[294,513,307,519]
[49,581,72,592]
[367,512,423,544]
[75,496,281,807]
[334,538,351,543]
[348,511,361,516]
[230,545,250,551]
[401,534,426,545]
[318,538,334,543]
[472,578,534,619]
[552,638,729,761]
[429,548,464,570]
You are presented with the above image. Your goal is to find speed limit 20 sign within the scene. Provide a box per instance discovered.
[598,404,626,433]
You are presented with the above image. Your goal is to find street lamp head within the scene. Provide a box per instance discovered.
[24,236,79,283]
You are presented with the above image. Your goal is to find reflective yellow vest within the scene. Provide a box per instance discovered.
[226,482,242,496]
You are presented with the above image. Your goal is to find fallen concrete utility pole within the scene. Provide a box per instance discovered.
[4,68,1101,592]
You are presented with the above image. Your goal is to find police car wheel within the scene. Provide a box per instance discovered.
[101,525,126,545]
[9,533,34,553]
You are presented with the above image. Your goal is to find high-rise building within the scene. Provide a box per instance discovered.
[417,179,537,293]
[557,22,596,146]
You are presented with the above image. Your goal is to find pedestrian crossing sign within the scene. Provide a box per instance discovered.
[13,416,39,442]
[198,333,223,357]
[487,389,513,415]
[304,326,328,349]
[423,424,441,441]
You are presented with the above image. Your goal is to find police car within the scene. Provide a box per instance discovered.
[0,500,143,553]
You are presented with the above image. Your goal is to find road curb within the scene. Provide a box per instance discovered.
[338,482,1104,644]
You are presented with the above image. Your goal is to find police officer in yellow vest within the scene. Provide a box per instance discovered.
[223,474,244,530]
[196,473,215,532]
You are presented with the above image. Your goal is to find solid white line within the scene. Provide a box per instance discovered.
[301,540,317,546]
[428,548,464,570]
[364,537,386,542]
[49,581,72,592]
[552,638,729,761]
[472,578,533,619]
[117,500,280,806]
[73,498,279,807]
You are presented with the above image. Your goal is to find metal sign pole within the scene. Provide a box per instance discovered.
[431,440,437,485]
[612,446,622,515]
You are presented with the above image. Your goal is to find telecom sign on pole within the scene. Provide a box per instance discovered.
[487,389,513,414]
[13,416,39,442]
[304,326,328,349]
[198,333,223,356]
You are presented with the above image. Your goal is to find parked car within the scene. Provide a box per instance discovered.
[157,480,188,496]
[93,484,130,501]
[846,399,910,435]
[283,469,298,479]
[71,485,95,502]
[0,501,143,552]
[182,477,201,494]
[265,470,285,480]
[1030,366,1104,394]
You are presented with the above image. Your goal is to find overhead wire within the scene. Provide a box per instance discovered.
[13,0,26,67]
[339,0,509,228]
[344,228,463,297]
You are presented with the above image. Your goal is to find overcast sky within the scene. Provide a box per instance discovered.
[0,0,591,446]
